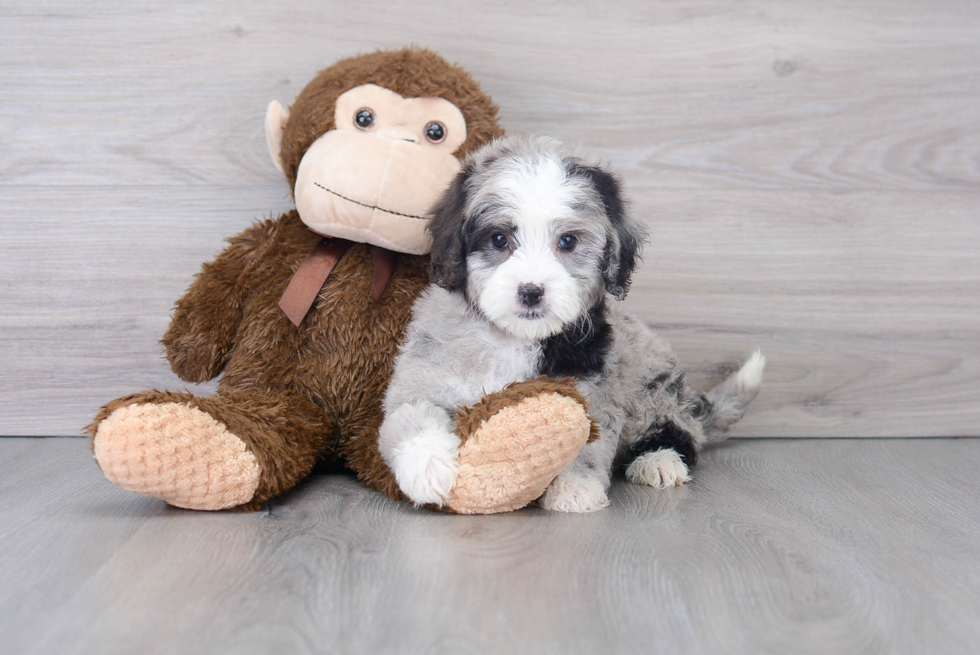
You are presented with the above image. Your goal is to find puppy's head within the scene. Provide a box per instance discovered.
[428,136,645,340]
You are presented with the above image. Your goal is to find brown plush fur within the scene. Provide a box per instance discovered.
[88,212,431,504]
[87,49,505,510]
[279,47,504,189]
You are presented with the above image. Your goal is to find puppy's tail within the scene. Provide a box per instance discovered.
[699,350,766,443]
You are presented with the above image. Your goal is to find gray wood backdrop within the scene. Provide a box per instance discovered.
[1,0,978,437]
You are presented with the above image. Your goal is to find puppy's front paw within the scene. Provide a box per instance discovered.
[391,429,460,507]
[540,472,610,513]
[626,448,691,489]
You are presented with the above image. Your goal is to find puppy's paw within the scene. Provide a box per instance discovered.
[540,471,610,513]
[391,429,460,507]
[626,448,691,489]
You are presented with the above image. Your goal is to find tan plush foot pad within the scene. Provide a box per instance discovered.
[447,392,592,514]
[93,402,261,510]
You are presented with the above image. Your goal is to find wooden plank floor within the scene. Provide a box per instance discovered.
[2,1,979,437]
[2,438,978,655]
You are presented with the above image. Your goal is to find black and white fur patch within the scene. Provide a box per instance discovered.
[378,136,765,512]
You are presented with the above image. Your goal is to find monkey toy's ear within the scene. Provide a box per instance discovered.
[265,100,290,175]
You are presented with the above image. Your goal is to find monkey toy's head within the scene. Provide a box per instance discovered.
[265,48,504,255]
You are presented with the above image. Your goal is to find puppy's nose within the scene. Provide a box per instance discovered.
[518,283,545,308]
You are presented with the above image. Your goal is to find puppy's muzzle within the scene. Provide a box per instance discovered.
[518,283,545,308]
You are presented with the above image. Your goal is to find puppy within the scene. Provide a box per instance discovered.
[379,136,765,512]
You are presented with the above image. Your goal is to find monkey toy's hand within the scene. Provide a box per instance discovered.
[445,377,597,514]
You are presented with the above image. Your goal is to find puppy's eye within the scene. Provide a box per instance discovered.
[425,121,447,143]
[354,108,375,130]
[558,234,578,252]
[491,233,509,250]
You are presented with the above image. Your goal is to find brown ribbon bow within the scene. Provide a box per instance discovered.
[278,237,398,327]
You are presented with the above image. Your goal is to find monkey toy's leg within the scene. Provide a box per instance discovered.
[439,378,595,514]
[92,379,593,514]
[345,377,595,514]
[88,389,336,511]
[447,377,597,514]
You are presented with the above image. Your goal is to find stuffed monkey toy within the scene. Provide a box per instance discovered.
[87,48,594,514]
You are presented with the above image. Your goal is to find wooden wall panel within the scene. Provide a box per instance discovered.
[1,0,977,435]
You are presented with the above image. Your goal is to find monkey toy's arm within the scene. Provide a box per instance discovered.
[162,220,272,383]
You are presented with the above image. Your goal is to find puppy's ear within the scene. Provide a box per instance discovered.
[427,166,471,291]
[575,165,646,300]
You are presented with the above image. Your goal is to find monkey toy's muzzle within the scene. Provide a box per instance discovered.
[294,130,462,255]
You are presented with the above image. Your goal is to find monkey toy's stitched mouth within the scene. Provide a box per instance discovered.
[313,182,427,221]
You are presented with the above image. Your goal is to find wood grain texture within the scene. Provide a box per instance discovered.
[1,437,979,655]
[1,0,978,435]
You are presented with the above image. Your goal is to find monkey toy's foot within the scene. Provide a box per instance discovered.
[89,392,261,511]
[445,377,598,515]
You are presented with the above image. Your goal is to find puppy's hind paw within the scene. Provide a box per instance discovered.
[626,448,691,489]
[540,472,610,513]
[391,429,460,507]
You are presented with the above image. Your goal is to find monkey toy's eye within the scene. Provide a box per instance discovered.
[491,233,509,250]
[425,121,447,143]
[354,108,375,130]
[558,234,578,252]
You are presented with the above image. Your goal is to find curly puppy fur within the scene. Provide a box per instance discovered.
[379,136,765,512]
